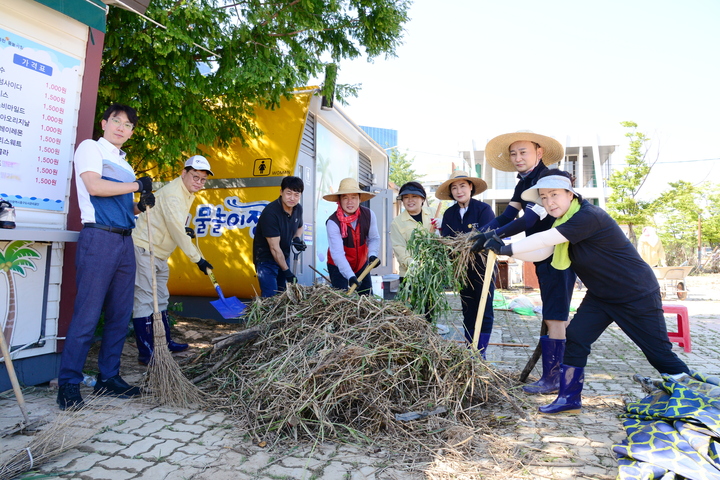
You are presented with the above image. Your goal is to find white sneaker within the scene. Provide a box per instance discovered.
[436,323,450,335]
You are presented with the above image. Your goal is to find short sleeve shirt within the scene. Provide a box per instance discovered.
[555,200,659,303]
[253,197,303,264]
[74,137,136,228]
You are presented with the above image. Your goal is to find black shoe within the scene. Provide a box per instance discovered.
[57,383,84,410]
[93,375,142,398]
[168,341,189,352]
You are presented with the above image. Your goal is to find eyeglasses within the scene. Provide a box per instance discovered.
[191,174,208,184]
[109,117,134,130]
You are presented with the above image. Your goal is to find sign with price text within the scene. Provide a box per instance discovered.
[0,28,81,212]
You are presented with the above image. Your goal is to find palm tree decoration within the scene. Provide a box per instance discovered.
[1,241,41,345]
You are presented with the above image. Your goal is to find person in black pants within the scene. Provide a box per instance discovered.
[436,171,495,358]
[476,131,576,395]
[478,169,691,414]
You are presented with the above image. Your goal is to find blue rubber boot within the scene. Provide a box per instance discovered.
[538,365,584,414]
[162,311,188,352]
[477,333,491,360]
[132,316,154,365]
[523,336,565,394]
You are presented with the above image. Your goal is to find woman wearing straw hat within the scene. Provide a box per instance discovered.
[474,131,577,395]
[480,169,690,414]
[324,177,381,296]
[436,171,495,357]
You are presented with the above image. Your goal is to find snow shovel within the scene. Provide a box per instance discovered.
[207,268,246,319]
[347,257,380,295]
[192,235,246,319]
[472,250,497,353]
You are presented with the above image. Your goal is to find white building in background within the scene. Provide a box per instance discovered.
[422,132,621,216]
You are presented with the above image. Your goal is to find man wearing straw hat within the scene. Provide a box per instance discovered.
[324,177,380,296]
[473,131,577,394]
[435,171,495,357]
[131,155,215,365]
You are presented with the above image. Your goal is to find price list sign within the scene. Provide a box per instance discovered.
[0,28,81,212]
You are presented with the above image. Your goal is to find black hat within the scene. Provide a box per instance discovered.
[397,182,426,200]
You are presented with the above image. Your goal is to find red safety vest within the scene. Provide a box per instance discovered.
[327,206,371,273]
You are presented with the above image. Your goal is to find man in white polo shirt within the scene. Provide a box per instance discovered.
[57,104,154,410]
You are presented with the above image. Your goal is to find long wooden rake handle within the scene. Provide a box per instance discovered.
[0,331,29,424]
[145,206,160,317]
[347,257,381,295]
[471,250,497,351]
[429,201,443,233]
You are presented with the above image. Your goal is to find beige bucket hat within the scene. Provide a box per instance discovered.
[435,171,488,201]
[484,131,564,172]
[323,177,376,203]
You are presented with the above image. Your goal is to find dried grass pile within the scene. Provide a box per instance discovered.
[187,283,522,447]
[0,397,105,479]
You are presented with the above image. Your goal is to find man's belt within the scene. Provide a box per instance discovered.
[83,223,133,236]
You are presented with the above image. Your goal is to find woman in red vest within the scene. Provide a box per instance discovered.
[324,178,380,295]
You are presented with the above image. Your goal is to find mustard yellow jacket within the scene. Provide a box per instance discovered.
[390,206,433,276]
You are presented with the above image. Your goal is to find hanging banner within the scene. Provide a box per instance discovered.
[0,28,82,212]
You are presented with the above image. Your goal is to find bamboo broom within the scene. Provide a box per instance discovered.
[143,205,205,408]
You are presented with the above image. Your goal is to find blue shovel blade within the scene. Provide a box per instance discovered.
[211,285,247,319]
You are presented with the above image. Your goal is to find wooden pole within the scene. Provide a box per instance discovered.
[0,331,30,424]
[429,201,443,233]
[519,321,548,382]
[347,257,380,295]
[471,250,496,351]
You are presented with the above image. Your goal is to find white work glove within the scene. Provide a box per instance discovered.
[430,217,442,230]
[528,203,548,220]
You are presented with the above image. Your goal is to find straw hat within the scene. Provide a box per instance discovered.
[484,131,564,172]
[435,171,488,201]
[323,177,376,202]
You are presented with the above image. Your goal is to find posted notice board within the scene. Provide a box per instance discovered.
[0,28,82,212]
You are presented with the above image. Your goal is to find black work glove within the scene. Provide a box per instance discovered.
[348,276,360,289]
[283,269,297,283]
[471,230,496,253]
[137,192,155,212]
[368,255,379,266]
[483,234,508,255]
[292,236,307,252]
[135,176,153,194]
[196,258,213,275]
[185,227,196,238]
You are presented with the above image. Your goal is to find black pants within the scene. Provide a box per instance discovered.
[328,262,372,296]
[565,291,690,375]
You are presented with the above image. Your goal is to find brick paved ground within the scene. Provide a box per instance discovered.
[2,275,718,479]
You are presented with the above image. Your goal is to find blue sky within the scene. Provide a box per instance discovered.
[336,0,720,197]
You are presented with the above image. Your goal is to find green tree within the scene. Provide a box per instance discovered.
[1,241,41,345]
[701,183,720,246]
[99,0,411,172]
[606,121,656,245]
[389,148,422,187]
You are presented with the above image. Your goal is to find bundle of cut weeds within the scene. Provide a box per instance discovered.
[189,283,521,446]
[398,229,486,319]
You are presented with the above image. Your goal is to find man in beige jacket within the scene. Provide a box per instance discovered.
[131,155,214,365]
